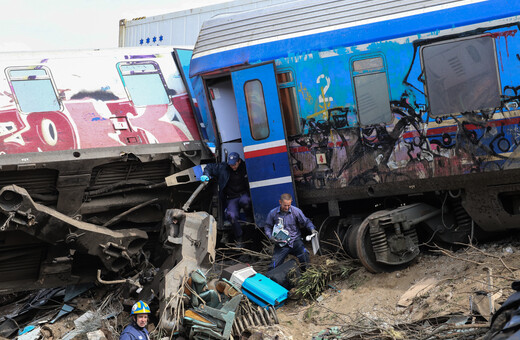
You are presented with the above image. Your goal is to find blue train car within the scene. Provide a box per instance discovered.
[189,0,520,271]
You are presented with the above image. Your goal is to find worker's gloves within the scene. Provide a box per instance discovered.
[306,229,318,241]
[200,175,210,182]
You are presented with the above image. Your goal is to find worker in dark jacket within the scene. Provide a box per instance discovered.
[264,193,317,270]
[120,300,150,340]
[201,152,252,245]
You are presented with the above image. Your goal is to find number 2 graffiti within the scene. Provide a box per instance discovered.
[316,74,334,110]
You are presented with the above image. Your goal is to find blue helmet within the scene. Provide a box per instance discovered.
[131,300,151,315]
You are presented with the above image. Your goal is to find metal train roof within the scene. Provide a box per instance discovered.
[0,45,189,61]
[190,0,520,76]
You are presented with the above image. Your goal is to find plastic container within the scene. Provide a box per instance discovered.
[230,266,257,288]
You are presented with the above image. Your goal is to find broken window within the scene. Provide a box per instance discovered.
[117,62,169,106]
[421,35,501,116]
[277,70,301,136]
[352,56,392,126]
[244,79,270,140]
[7,67,61,113]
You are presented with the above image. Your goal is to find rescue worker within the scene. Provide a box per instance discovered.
[264,193,318,270]
[200,152,252,245]
[120,300,150,340]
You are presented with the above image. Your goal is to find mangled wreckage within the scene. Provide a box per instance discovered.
[0,47,220,330]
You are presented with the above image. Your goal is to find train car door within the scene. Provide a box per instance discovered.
[173,48,208,141]
[231,63,296,224]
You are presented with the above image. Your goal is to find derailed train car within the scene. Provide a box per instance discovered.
[189,0,520,272]
[0,46,216,293]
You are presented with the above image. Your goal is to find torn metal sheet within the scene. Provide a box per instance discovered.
[74,311,99,329]
[50,304,74,324]
[0,287,63,325]
[17,326,41,340]
[64,283,94,302]
[472,292,494,321]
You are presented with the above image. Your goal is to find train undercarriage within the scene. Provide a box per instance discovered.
[0,143,215,295]
[317,182,520,273]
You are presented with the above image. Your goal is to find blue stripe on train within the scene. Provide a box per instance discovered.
[190,0,520,77]
[245,151,292,182]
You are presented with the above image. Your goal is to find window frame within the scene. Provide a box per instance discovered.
[420,34,502,117]
[5,66,62,114]
[116,61,171,107]
[350,54,393,126]
[276,67,301,136]
[243,79,270,141]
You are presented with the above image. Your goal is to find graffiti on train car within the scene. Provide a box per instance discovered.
[283,26,520,190]
[0,55,200,154]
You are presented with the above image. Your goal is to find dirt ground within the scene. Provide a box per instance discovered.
[265,237,520,339]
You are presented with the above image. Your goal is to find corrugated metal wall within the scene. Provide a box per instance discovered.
[193,0,481,56]
[119,0,294,47]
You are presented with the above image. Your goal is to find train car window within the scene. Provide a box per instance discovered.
[352,57,392,125]
[277,70,301,136]
[7,67,61,113]
[244,79,269,140]
[421,36,501,116]
[353,57,384,72]
[117,62,169,106]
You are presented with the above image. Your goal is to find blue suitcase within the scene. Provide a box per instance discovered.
[240,273,288,309]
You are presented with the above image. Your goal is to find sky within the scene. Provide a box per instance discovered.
[0,0,229,52]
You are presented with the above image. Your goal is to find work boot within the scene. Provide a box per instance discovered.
[219,231,231,247]
[234,236,250,262]
[234,236,244,249]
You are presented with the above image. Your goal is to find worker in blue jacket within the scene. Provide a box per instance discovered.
[201,152,252,245]
[120,300,150,340]
[264,193,317,270]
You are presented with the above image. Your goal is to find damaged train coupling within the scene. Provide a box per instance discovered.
[153,208,217,332]
[0,184,148,274]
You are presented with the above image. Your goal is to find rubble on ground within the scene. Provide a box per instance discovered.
[3,235,520,339]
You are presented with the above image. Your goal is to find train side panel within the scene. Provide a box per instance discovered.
[0,48,200,155]
[278,23,520,231]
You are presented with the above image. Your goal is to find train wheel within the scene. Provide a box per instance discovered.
[318,215,366,258]
[346,221,360,259]
[355,210,417,273]
[354,210,399,273]
[317,216,340,256]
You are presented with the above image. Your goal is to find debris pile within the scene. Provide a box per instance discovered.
[4,237,520,339]
[0,283,124,340]
[159,263,286,339]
